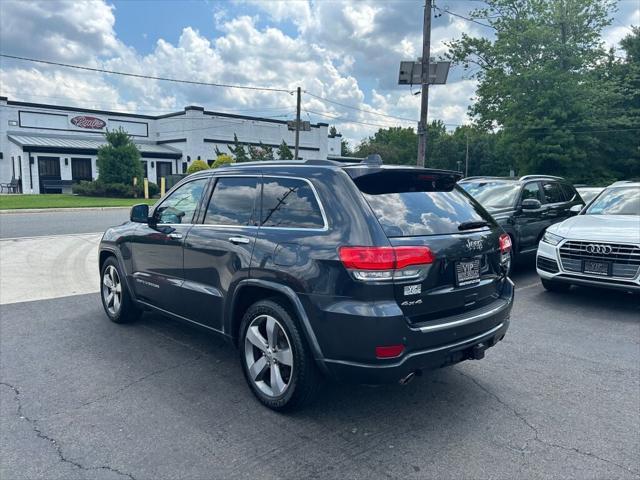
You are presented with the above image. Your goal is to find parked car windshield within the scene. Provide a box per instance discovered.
[576,187,604,204]
[459,181,520,209]
[356,171,495,237]
[586,187,640,215]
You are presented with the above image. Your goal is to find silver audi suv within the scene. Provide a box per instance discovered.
[536,181,640,293]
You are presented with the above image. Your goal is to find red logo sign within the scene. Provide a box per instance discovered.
[70,116,106,129]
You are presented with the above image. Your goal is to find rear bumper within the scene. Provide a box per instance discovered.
[324,320,509,384]
[305,278,514,384]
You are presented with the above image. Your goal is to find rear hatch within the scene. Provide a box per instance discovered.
[350,168,509,325]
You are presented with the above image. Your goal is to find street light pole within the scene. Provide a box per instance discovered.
[417,0,432,167]
[294,86,301,160]
[465,132,469,177]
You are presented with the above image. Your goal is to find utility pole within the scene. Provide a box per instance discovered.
[294,86,301,160]
[465,132,469,177]
[417,0,432,167]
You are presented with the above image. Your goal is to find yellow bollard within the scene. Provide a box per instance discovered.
[133,177,138,198]
[144,178,149,199]
[160,177,166,197]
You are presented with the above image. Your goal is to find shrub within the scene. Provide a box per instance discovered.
[186,160,210,174]
[147,182,160,197]
[211,153,234,169]
[72,180,141,198]
[96,128,144,184]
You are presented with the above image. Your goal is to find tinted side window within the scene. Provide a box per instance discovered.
[261,178,325,228]
[542,182,565,203]
[155,178,208,224]
[204,177,259,226]
[560,183,577,201]
[521,182,542,202]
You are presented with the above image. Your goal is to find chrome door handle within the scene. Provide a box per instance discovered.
[168,232,183,239]
[229,236,250,245]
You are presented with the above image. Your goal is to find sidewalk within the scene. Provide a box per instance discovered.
[0,206,131,214]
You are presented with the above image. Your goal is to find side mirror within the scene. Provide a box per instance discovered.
[521,199,542,210]
[130,204,150,223]
[569,204,583,214]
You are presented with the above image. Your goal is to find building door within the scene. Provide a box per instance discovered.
[71,158,92,182]
[156,161,172,184]
[38,157,61,193]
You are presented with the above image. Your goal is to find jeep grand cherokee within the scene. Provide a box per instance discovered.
[99,156,514,410]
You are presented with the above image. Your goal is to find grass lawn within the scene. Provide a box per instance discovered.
[0,194,157,210]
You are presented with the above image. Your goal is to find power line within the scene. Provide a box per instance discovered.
[304,91,420,122]
[434,5,494,29]
[303,109,413,129]
[0,54,294,94]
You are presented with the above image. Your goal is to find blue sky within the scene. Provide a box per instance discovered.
[1,0,637,144]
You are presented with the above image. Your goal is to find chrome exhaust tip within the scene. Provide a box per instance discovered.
[399,371,416,385]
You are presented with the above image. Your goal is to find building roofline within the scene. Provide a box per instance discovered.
[4,97,330,129]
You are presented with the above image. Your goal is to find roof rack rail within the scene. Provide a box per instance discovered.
[519,174,564,181]
[459,176,510,181]
[610,180,634,186]
[302,159,342,166]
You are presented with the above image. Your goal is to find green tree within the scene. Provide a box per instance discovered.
[248,142,274,161]
[211,153,234,169]
[96,128,143,184]
[592,27,640,182]
[186,159,210,174]
[355,127,418,165]
[446,0,618,183]
[341,139,352,157]
[277,140,294,160]
[227,134,249,162]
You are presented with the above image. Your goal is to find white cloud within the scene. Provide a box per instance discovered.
[602,7,639,54]
[0,0,120,63]
[0,0,632,147]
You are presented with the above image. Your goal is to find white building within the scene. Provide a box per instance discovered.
[0,96,342,194]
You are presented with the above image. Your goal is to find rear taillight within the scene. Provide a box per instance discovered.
[499,234,512,253]
[339,246,434,281]
[375,344,405,359]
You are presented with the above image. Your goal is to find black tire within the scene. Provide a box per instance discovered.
[239,299,321,411]
[100,256,141,324]
[541,277,572,293]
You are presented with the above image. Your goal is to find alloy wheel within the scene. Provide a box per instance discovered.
[102,265,122,316]
[244,314,294,398]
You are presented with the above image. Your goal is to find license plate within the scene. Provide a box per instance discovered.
[583,260,610,276]
[456,258,481,286]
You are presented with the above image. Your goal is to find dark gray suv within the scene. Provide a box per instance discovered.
[99,157,514,410]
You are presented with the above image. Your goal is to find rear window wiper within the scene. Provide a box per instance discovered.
[458,221,489,231]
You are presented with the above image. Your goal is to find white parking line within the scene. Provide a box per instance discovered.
[515,282,540,292]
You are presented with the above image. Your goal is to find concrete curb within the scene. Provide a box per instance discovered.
[0,206,133,214]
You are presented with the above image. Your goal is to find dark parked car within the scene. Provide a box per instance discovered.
[99,157,514,410]
[459,175,584,264]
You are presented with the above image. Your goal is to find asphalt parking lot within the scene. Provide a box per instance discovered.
[1,213,639,480]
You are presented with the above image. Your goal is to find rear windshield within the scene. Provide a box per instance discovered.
[355,171,495,237]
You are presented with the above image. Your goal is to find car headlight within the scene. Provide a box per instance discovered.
[542,231,564,246]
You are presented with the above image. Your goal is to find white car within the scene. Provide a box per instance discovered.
[536,181,640,293]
